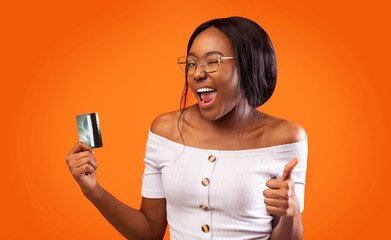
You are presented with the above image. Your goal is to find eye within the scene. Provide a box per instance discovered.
[207,60,218,65]
[205,58,218,67]
[187,62,196,67]
[204,55,219,66]
[186,59,196,68]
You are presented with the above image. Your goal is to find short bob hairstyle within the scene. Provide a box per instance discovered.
[180,16,277,113]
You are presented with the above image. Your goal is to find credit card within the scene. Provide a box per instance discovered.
[76,112,103,148]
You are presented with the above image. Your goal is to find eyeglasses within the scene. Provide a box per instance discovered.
[177,53,235,75]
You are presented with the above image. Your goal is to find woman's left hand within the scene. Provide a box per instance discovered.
[263,158,300,218]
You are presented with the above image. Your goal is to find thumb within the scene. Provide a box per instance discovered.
[280,158,299,181]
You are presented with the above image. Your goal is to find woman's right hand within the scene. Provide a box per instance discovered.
[66,141,167,239]
[66,141,99,198]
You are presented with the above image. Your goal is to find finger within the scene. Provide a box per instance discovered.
[263,189,290,200]
[66,151,95,167]
[71,164,95,180]
[266,205,287,217]
[71,155,98,170]
[266,179,290,189]
[67,151,90,163]
[280,158,298,181]
[83,164,96,175]
[68,141,93,155]
[73,151,95,161]
[264,198,288,208]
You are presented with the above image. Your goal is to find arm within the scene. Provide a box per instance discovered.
[270,212,303,240]
[264,158,303,240]
[88,187,167,240]
[66,142,167,240]
[263,119,307,239]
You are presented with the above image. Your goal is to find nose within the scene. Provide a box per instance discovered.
[192,62,207,81]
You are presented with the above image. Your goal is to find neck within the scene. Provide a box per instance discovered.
[195,102,260,133]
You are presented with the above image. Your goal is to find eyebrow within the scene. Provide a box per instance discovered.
[188,51,224,58]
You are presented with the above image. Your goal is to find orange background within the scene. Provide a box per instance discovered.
[1,0,390,239]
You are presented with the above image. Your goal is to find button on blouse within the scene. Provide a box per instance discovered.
[141,129,308,239]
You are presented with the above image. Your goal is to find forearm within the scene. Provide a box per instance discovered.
[270,213,303,240]
[86,184,164,240]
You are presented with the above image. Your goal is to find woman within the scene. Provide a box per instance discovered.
[66,17,308,239]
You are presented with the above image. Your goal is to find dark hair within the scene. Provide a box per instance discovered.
[178,17,277,140]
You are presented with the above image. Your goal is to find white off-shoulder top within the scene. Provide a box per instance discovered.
[141,129,308,240]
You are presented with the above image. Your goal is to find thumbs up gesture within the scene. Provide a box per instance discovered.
[263,158,300,218]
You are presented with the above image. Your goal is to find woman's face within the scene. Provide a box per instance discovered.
[187,27,240,121]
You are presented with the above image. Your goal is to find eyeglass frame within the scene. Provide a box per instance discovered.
[177,53,235,75]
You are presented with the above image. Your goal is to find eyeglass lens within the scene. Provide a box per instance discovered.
[178,54,220,74]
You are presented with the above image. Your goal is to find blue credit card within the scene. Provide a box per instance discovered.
[76,112,103,148]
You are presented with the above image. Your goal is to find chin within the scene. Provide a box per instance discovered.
[199,110,220,121]
[199,105,235,122]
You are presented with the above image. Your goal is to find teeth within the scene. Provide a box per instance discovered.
[197,88,216,93]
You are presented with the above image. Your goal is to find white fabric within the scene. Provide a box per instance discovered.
[141,129,308,240]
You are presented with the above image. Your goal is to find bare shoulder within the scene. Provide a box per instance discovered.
[262,114,307,146]
[150,110,181,139]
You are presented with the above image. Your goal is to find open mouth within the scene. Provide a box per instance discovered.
[197,87,217,104]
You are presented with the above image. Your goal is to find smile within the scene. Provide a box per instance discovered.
[196,88,217,106]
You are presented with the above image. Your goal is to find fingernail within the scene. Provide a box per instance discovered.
[91,150,95,155]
